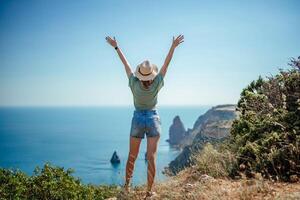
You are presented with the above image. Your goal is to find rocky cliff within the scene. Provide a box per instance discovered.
[164,104,238,175]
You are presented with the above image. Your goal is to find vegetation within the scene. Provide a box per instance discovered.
[230,57,300,181]
[0,163,120,200]
[192,143,237,178]
[118,165,300,200]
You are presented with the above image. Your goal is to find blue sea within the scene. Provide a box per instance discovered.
[0,106,209,186]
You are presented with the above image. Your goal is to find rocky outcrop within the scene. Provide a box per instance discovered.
[164,104,238,175]
[191,104,237,139]
[110,151,120,164]
[166,116,188,146]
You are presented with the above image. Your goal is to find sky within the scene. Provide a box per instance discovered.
[0,0,299,106]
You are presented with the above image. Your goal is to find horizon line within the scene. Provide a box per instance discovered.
[0,104,229,108]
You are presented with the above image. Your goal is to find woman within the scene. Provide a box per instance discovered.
[105,35,184,198]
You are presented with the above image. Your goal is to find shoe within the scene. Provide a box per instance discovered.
[144,191,157,199]
[123,182,131,193]
[118,186,130,199]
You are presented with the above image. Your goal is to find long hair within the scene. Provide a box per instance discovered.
[141,80,153,89]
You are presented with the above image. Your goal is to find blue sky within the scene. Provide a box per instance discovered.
[0,0,299,106]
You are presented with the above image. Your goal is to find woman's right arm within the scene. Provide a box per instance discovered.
[160,34,184,77]
[105,36,133,78]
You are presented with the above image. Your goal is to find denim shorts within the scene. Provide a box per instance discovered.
[130,109,162,139]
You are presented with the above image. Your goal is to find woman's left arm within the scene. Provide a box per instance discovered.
[106,36,133,78]
[159,35,184,77]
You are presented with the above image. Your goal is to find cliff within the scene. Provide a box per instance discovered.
[165,104,238,175]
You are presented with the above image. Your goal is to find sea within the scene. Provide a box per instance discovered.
[0,106,210,186]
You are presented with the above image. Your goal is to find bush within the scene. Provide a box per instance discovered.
[192,143,237,178]
[230,57,300,181]
[0,163,120,200]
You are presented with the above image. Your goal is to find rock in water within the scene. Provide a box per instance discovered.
[110,151,120,164]
[167,116,187,145]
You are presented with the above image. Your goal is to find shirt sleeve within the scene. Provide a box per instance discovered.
[128,73,136,89]
[155,72,164,91]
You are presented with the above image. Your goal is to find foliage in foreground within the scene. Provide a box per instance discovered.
[230,57,300,181]
[192,143,237,178]
[0,163,120,200]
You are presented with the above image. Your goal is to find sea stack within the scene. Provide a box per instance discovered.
[167,115,187,145]
[110,151,120,164]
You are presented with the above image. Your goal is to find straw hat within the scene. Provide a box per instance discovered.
[135,60,158,81]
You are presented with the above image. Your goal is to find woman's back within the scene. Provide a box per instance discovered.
[129,72,164,110]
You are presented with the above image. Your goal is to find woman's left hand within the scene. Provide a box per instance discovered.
[172,34,184,48]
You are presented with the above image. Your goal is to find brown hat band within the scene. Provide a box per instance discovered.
[138,67,153,76]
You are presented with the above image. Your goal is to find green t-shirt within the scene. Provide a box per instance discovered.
[128,72,164,110]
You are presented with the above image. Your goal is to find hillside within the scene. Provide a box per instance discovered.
[115,167,300,200]
[165,104,238,175]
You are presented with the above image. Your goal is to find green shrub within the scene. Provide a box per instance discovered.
[230,57,300,181]
[0,163,120,200]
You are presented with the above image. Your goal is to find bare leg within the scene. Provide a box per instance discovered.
[146,135,160,192]
[125,136,142,189]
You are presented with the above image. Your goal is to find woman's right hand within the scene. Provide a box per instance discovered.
[105,36,118,48]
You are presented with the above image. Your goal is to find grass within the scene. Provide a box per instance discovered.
[192,143,237,178]
[113,143,300,199]
[114,167,300,200]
